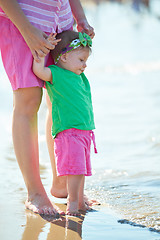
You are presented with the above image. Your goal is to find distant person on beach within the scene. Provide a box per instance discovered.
[33,30,97,216]
[0,0,95,216]
[132,0,150,12]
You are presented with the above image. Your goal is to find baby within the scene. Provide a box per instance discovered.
[33,30,97,216]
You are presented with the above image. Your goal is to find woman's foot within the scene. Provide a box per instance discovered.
[25,193,65,216]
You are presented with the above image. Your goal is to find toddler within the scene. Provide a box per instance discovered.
[33,30,97,216]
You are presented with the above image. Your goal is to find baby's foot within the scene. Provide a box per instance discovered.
[66,200,80,216]
[25,193,64,216]
[84,194,101,207]
[79,200,92,212]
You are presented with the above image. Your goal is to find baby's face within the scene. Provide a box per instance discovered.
[65,47,90,75]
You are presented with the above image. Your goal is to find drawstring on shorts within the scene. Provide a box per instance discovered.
[90,131,98,153]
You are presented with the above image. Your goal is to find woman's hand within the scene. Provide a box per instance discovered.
[22,25,56,62]
[77,19,95,39]
[68,0,95,39]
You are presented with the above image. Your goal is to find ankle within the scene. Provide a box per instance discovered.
[27,188,47,200]
[67,196,78,203]
[67,199,78,210]
[52,176,67,187]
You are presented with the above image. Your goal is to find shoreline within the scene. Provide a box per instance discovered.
[1,185,159,240]
[17,203,160,240]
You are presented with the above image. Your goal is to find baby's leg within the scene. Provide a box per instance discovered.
[46,97,100,206]
[79,176,92,211]
[66,175,83,216]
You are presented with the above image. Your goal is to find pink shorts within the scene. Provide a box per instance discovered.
[0,17,53,90]
[54,129,97,177]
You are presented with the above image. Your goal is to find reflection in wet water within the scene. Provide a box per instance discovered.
[22,210,85,240]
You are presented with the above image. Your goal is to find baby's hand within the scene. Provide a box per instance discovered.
[47,33,61,49]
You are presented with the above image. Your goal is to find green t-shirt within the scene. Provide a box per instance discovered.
[45,65,95,138]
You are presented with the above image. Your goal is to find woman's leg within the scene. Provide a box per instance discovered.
[12,87,59,215]
[45,92,67,198]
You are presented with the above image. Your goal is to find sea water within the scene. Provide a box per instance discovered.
[84,0,160,232]
[0,0,160,237]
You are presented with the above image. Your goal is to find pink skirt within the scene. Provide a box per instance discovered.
[0,17,53,90]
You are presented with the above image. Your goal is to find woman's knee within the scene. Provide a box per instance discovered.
[13,87,43,117]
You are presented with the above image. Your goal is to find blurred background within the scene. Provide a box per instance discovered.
[0,0,160,239]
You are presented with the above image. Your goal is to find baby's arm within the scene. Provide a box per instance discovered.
[33,33,60,82]
[33,57,52,82]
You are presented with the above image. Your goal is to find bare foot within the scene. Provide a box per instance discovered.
[51,186,67,198]
[66,199,80,216]
[25,193,65,216]
[50,178,68,198]
[79,200,92,212]
[51,180,100,206]
[84,194,101,207]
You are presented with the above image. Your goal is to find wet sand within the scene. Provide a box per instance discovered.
[0,167,159,240]
[1,196,159,240]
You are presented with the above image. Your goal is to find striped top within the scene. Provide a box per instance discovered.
[0,0,74,33]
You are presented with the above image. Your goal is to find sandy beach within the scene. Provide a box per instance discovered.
[1,0,160,239]
[1,190,159,240]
